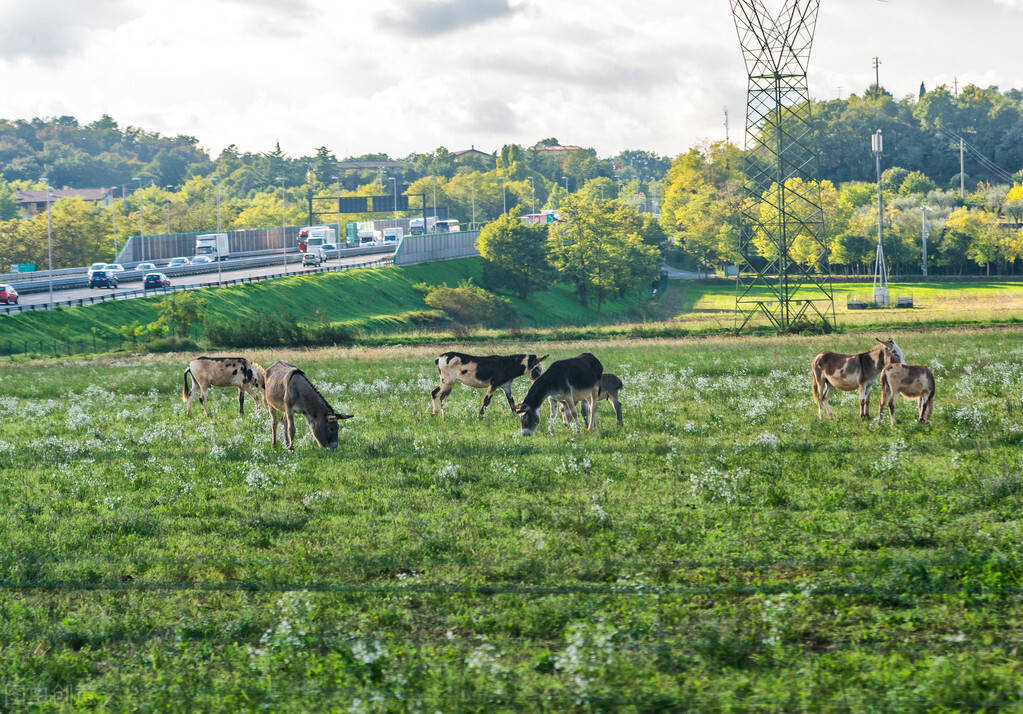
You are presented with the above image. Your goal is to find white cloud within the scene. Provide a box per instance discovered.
[0,0,1018,159]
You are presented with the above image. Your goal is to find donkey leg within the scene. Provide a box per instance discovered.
[821,382,835,420]
[238,387,245,415]
[431,382,453,417]
[923,392,935,422]
[270,411,279,448]
[285,410,296,451]
[502,384,517,412]
[479,385,497,417]
[200,384,212,419]
[610,395,623,425]
[586,393,598,430]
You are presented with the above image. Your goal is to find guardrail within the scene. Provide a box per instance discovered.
[4,245,395,295]
[0,255,392,315]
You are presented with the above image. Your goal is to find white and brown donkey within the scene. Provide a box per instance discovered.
[811,338,904,420]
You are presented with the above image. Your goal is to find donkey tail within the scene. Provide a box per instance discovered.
[810,356,824,405]
[182,368,192,403]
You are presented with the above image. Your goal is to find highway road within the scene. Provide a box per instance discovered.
[10,250,394,309]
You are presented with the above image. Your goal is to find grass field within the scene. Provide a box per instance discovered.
[2,327,1023,710]
[654,279,1023,332]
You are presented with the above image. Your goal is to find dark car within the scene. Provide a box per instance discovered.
[0,284,18,304]
[143,272,171,289]
[89,270,118,289]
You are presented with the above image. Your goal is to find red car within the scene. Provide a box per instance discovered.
[0,284,18,304]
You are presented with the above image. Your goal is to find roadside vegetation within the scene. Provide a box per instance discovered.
[1,328,1022,709]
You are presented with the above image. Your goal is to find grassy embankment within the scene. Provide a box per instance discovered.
[4,258,1023,355]
[0,259,650,351]
[1,328,1022,709]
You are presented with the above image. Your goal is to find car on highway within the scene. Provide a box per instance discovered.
[89,270,119,289]
[143,272,171,289]
[167,257,191,268]
[88,262,107,278]
[136,262,157,272]
[319,243,340,260]
[105,263,126,274]
[302,251,323,267]
[0,284,19,304]
[191,255,213,264]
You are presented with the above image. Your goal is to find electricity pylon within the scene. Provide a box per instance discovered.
[731,0,835,332]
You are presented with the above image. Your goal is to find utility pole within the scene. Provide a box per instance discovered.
[921,206,929,277]
[723,106,729,143]
[960,136,965,199]
[872,129,889,305]
[872,56,881,94]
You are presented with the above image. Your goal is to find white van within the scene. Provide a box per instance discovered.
[357,229,382,247]
[382,227,403,244]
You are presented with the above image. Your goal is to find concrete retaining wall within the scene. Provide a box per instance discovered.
[392,231,480,267]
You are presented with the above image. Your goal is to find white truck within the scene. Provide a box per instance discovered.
[298,225,337,250]
[382,227,403,244]
[195,233,230,261]
[409,218,426,235]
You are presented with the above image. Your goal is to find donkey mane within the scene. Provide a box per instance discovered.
[287,367,336,414]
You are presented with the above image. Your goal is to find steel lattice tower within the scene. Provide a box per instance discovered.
[731,0,835,332]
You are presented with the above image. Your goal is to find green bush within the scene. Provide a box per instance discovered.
[203,310,356,348]
[423,280,513,327]
[145,336,200,353]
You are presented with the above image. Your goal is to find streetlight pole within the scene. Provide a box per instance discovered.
[110,187,119,261]
[165,186,172,235]
[921,205,929,277]
[42,178,53,308]
[430,176,437,219]
[330,175,341,237]
[132,176,144,262]
[278,177,287,274]
[527,176,534,214]
[210,177,223,285]
[388,176,397,219]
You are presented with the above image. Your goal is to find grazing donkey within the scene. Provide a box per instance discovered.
[516,353,603,436]
[431,352,548,417]
[878,357,936,425]
[183,356,266,418]
[263,361,353,451]
[551,372,624,426]
[811,338,903,420]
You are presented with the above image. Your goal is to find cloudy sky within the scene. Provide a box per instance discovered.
[0,0,1020,159]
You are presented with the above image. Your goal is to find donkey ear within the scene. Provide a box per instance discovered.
[337,413,355,420]
[537,354,549,363]
[875,337,884,344]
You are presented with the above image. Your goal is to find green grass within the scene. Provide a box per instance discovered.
[2,327,1023,709]
[0,259,649,351]
[649,278,1023,332]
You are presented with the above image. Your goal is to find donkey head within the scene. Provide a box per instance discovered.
[515,402,540,436]
[525,354,549,381]
[875,337,905,366]
[312,412,354,451]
